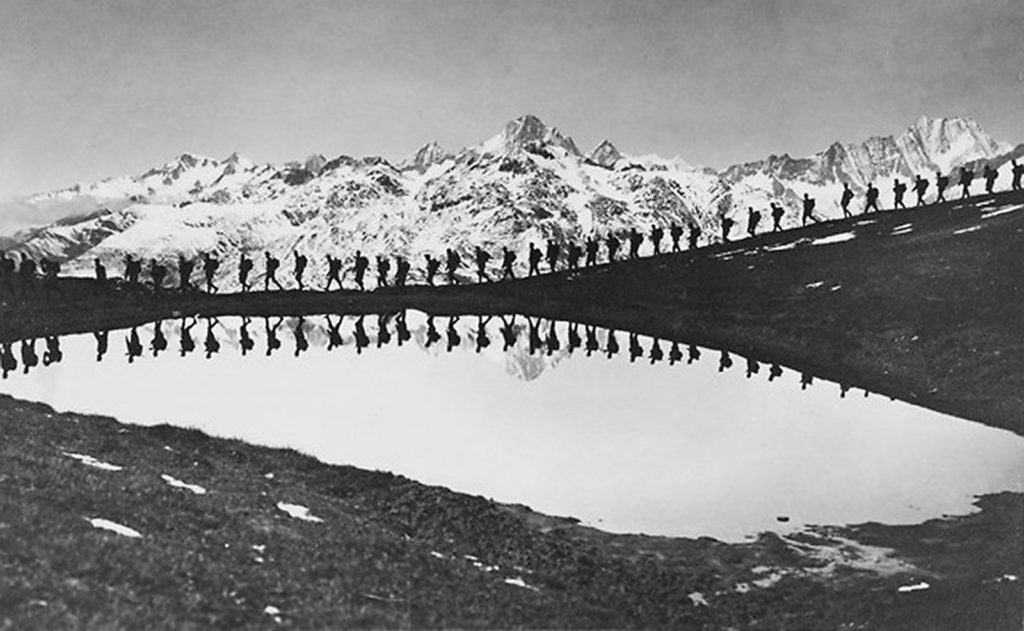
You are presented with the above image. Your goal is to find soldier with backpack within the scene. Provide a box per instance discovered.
[771,202,785,230]
[324,254,343,291]
[352,251,369,291]
[238,253,253,292]
[201,252,220,293]
[892,178,907,210]
[501,246,517,280]
[983,164,998,194]
[669,224,683,252]
[293,251,308,290]
[801,193,819,225]
[475,246,491,283]
[424,253,440,285]
[840,183,854,217]
[746,207,761,237]
[865,183,880,213]
[935,170,949,202]
[913,174,929,206]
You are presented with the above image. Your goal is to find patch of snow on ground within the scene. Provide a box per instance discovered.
[688,592,709,607]
[734,582,751,594]
[503,576,540,591]
[86,517,142,538]
[264,472,274,479]
[63,452,123,471]
[853,219,877,226]
[785,533,914,577]
[830,284,842,292]
[805,281,825,289]
[430,551,447,559]
[952,225,982,235]
[981,205,1023,220]
[276,502,324,523]
[897,581,930,593]
[752,572,785,589]
[811,231,856,246]
[161,474,207,495]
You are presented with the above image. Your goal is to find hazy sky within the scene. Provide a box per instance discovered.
[0,0,1021,198]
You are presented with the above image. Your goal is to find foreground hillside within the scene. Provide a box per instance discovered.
[0,396,1019,629]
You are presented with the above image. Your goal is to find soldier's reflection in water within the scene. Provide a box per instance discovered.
[768,363,783,381]
[668,341,682,365]
[567,322,581,354]
[500,315,517,352]
[605,329,619,358]
[628,332,642,363]
[425,315,441,349]
[179,317,196,357]
[376,314,391,349]
[293,317,309,357]
[527,317,542,355]
[125,328,143,364]
[150,321,167,357]
[353,315,370,354]
[687,344,700,365]
[239,316,255,356]
[545,320,560,356]
[395,311,411,346]
[648,338,663,364]
[1,342,16,378]
[446,316,461,352]
[264,317,282,357]
[584,325,599,357]
[475,316,491,353]
[325,315,344,351]
[94,330,109,362]
[801,372,814,390]
[718,350,732,372]
[204,318,221,359]
[745,357,759,378]
[43,335,62,366]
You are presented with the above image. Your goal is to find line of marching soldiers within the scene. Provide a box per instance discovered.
[5,160,1021,297]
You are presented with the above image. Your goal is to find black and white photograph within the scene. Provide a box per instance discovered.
[0,1,1021,628]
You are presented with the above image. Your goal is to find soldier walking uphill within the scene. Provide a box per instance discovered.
[627,228,643,259]
[606,233,621,262]
[94,258,107,283]
[178,255,194,291]
[585,236,599,265]
[352,251,369,291]
[935,171,949,202]
[983,164,998,194]
[566,241,583,270]
[445,248,461,284]
[801,193,819,225]
[124,254,142,285]
[501,246,516,280]
[424,254,440,286]
[202,252,220,293]
[959,166,974,199]
[721,216,735,242]
[771,202,785,231]
[746,207,761,238]
[840,183,854,218]
[688,223,701,249]
[913,175,929,206]
[650,225,664,255]
[265,252,284,291]
[238,253,253,292]
[864,183,880,213]
[475,246,491,283]
[1012,159,1024,191]
[545,240,560,272]
[669,224,683,252]
[528,242,542,276]
[376,255,390,288]
[293,251,308,290]
[394,256,411,287]
[892,178,907,210]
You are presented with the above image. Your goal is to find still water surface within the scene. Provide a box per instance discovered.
[0,311,1020,541]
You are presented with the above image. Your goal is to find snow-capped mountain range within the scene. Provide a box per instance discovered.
[5,114,1019,287]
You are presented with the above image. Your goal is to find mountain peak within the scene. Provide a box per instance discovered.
[399,141,450,173]
[589,139,622,168]
[480,114,581,156]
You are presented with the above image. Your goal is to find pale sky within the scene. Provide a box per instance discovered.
[0,0,1021,199]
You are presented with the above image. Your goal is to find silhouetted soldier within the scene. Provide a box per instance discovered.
[606,233,621,262]
[1012,159,1024,191]
[584,325,599,356]
[527,317,542,355]
[528,242,542,276]
[1,343,15,377]
[424,254,440,285]
[325,255,343,291]
[352,250,369,291]
[669,224,683,252]
[475,316,491,352]
[769,202,785,231]
[40,259,62,299]
[864,183,880,213]
[545,320,560,355]
[376,313,391,348]
[913,175,929,206]
[605,329,619,358]
[686,344,700,364]
[545,239,560,272]
[265,316,282,356]
[501,247,517,280]
[202,252,220,293]
[935,170,949,202]
[353,316,370,354]
[204,318,221,359]
[265,252,283,291]
[240,316,255,355]
[150,259,167,290]
[718,350,732,372]
[149,321,167,357]
[293,317,309,356]
[721,216,735,242]
[446,315,461,352]
[126,328,142,364]
[688,223,701,249]
[475,246,491,283]
[585,236,599,265]
[124,254,141,285]
[627,228,642,259]
[839,383,850,398]
[394,256,410,287]
[768,363,783,381]
[801,193,818,225]
[18,254,37,297]
[239,253,253,292]
[500,315,518,351]
[21,338,38,373]
[396,311,411,346]
[93,330,109,362]
[668,341,682,365]
[892,178,907,210]
[628,332,642,363]
[425,315,441,348]
[43,335,62,366]
[745,357,760,379]
[800,372,813,390]
[983,163,998,194]
[0,252,14,295]
[832,184,853,220]
[650,225,664,255]
[566,242,582,270]
[325,315,343,351]
[179,317,196,356]
[178,255,194,291]
[648,338,663,364]
[747,207,761,237]
[567,322,581,353]
[294,251,308,290]
[94,258,107,282]
[376,255,390,288]
[959,166,974,199]
[445,248,461,284]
